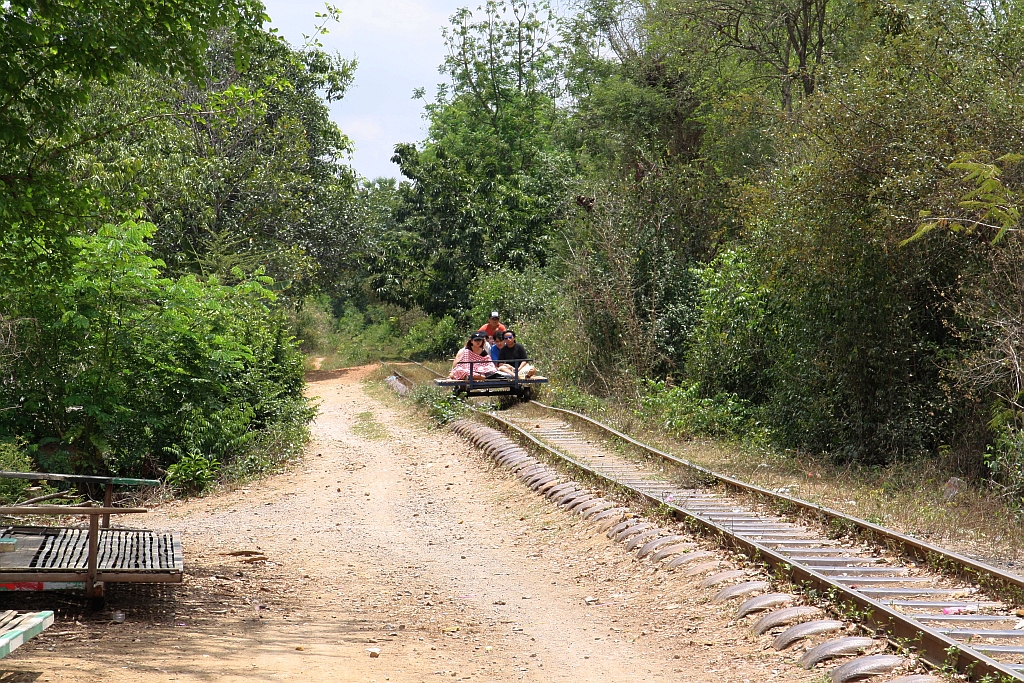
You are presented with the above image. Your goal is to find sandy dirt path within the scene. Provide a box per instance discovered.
[0,368,820,682]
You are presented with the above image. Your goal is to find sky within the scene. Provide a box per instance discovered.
[262,0,467,180]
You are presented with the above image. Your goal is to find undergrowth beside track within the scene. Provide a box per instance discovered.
[370,362,1024,569]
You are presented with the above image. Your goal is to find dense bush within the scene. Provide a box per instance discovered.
[0,221,313,489]
[636,380,754,440]
[404,316,463,360]
[293,296,465,366]
[985,403,1024,503]
[469,266,557,330]
[344,0,1024,480]
[411,384,469,424]
[685,249,773,404]
[0,440,45,505]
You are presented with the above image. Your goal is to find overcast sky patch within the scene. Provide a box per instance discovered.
[262,0,465,180]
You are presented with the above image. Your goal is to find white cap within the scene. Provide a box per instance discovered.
[490,311,500,319]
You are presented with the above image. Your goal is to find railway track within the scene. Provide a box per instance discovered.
[382,361,1024,681]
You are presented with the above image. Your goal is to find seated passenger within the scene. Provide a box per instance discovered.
[497,330,526,362]
[498,330,537,378]
[489,332,504,361]
[478,311,506,340]
[450,332,514,380]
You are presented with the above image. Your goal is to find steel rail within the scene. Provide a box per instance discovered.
[378,367,1024,679]
[381,362,419,387]
[405,359,444,377]
[531,400,1024,599]
[473,407,1022,681]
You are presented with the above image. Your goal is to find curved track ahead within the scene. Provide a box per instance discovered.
[383,361,1024,681]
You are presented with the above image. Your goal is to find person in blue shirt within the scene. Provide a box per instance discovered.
[489,332,505,361]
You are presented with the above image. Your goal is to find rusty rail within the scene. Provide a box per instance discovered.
[380,365,1024,680]
[474,408,1024,681]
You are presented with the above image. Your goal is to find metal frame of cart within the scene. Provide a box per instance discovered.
[433,359,548,398]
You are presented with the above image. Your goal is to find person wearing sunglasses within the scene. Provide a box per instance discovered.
[498,330,537,378]
[497,330,527,363]
[449,332,513,380]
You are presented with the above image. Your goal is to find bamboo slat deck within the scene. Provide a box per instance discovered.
[0,526,182,589]
[0,610,53,658]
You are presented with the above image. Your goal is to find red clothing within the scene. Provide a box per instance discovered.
[450,349,498,380]
[478,322,506,338]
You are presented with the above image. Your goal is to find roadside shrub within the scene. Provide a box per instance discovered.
[469,266,556,329]
[411,384,469,424]
[544,381,608,415]
[223,421,309,481]
[402,315,463,360]
[166,453,220,494]
[0,440,38,504]
[984,403,1024,503]
[686,248,774,403]
[636,379,753,439]
[0,221,313,482]
[291,295,337,353]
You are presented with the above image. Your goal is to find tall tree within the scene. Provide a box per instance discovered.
[0,0,266,285]
[371,0,570,315]
[77,29,357,299]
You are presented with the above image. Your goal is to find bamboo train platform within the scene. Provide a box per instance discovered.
[0,526,183,591]
[0,610,54,659]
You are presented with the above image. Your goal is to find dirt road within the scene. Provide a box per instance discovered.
[1,368,818,682]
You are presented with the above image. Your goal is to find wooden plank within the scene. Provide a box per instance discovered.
[0,529,183,577]
[32,531,59,569]
[97,530,111,569]
[110,477,160,486]
[433,378,548,386]
[0,534,43,569]
[145,533,156,570]
[110,530,125,570]
[86,514,98,596]
[62,529,87,569]
[0,507,146,515]
[0,472,158,487]
[171,533,184,571]
[0,611,54,659]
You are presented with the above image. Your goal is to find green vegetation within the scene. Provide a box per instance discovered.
[336,0,1024,503]
[0,440,46,505]
[0,1,350,493]
[411,385,470,425]
[7,0,1024,503]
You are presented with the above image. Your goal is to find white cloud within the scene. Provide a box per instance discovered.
[333,0,449,36]
[263,0,464,179]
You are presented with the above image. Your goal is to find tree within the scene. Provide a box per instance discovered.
[72,29,358,300]
[0,0,267,285]
[652,0,861,109]
[368,0,570,315]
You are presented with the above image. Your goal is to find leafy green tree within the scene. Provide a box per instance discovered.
[75,29,358,299]
[0,221,310,479]
[709,0,1024,461]
[0,0,266,286]
[370,0,570,315]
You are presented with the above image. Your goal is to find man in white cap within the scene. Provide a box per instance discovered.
[478,311,506,343]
